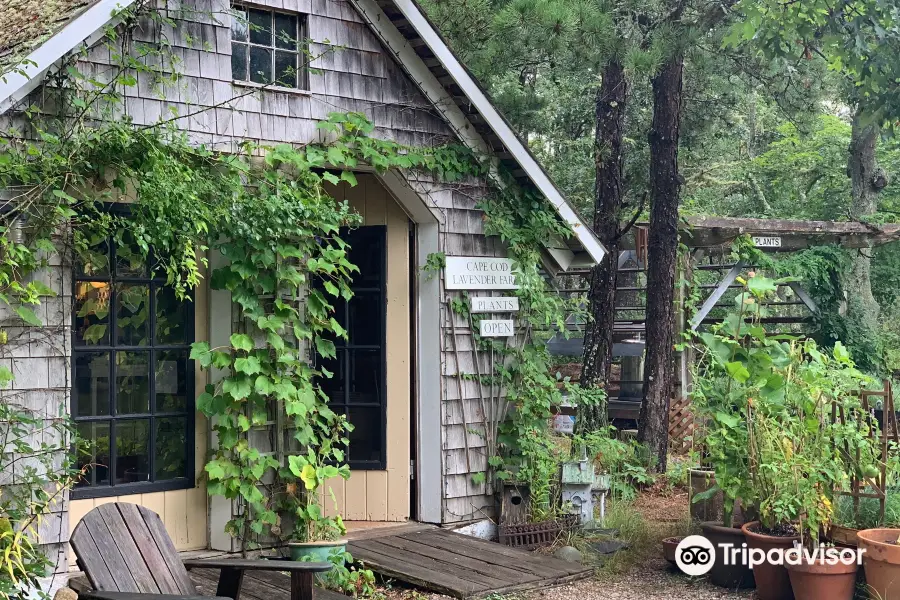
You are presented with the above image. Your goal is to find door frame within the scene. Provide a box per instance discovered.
[373,170,442,524]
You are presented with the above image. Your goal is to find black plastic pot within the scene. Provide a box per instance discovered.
[701,521,756,589]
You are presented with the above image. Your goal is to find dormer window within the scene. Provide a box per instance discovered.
[231,4,309,90]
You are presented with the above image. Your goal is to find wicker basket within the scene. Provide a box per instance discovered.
[498,514,579,550]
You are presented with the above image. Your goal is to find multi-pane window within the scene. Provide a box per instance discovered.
[72,231,194,498]
[231,4,309,90]
[317,227,387,470]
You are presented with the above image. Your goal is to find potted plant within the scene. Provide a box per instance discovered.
[690,282,768,590]
[692,273,877,599]
[284,399,353,562]
[856,528,900,599]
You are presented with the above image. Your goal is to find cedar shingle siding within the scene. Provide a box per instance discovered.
[2,0,505,551]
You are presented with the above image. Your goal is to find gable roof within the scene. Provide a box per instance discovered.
[0,0,95,73]
[0,0,606,270]
[0,0,135,114]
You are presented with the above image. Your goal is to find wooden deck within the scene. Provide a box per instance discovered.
[348,527,593,599]
[69,522,592,600]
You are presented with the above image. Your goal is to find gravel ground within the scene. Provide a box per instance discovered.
[523,558,755,600]
[376,544,757,600]
[376,485,757,600]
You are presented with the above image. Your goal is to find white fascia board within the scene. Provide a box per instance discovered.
[383,0,607,267]
[349,0,606,269]
[0,0,138,115]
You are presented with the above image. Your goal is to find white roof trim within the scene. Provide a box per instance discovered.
[0,0,137,114]
[350,0,606,267]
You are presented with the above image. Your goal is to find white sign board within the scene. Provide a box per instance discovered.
[480,319,514,337]
[445,257,519,290]
[752,236,782,248]
[470,296,520,313]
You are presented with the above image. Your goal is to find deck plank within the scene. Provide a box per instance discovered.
[349,528,592,598]
[371,535,537,584]
[397,530,577,578]
[353,539,510,588]
[350,544,485,596]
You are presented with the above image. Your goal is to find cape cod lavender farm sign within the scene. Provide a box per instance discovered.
[445,257,519,290]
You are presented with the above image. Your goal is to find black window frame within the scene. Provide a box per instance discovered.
[230,2,310,91]
[316,226,388,471]
[71,225,196,500]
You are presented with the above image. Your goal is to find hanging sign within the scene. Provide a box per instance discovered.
[752,236,782,248]
[479,319,514,337]
[445,257,519,290]
[470,296,520,313]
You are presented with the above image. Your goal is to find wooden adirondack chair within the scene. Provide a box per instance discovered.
[70,502,331,600]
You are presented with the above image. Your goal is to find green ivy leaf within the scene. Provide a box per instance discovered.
[255,375,274,395]
[230,333,254,352]
[223,375,252,400]
[82,324,108,344]
[315,337,336,358]
[212,351,233,369]
[29,281,56,297]
[190,342,212,366]
[323,281,339,297]
[235,356,262,375]
[0,366,13,388]
[15,306,42,326]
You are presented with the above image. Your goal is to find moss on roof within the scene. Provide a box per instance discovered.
[0,0,95,75]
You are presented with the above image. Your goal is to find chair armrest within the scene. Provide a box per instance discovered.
[80,592,231,600]
[182,558,332,573]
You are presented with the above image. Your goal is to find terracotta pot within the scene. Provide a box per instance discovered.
[827,524,860,548]
[662,537,682,564]
[786,557,858,600]
[701,521,755,589]
[857,528,900,599]
[742,521,800,600]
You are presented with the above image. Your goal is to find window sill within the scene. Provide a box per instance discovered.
[232,80,312,96]
[71,477,195,500]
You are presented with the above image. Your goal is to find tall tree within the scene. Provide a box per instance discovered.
[639,54,685,472]
[844,107,889,365]
[729,0,900,371]
[579,59,627,426]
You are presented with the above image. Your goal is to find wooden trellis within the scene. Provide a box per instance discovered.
[832,380,900,521]
[668,395,694,452]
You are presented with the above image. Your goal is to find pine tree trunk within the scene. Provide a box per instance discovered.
[579,60,627,431]
[638,56,684,473]
[844,108,886,369]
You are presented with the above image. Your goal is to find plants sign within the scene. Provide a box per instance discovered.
[470,296,520,313]
[445,257,519,290]
[751,236,782,248]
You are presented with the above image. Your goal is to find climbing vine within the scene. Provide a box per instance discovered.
[0,3,587,592]
[442,179,589,519]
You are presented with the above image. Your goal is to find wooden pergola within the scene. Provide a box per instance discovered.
[549,216,900,441]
